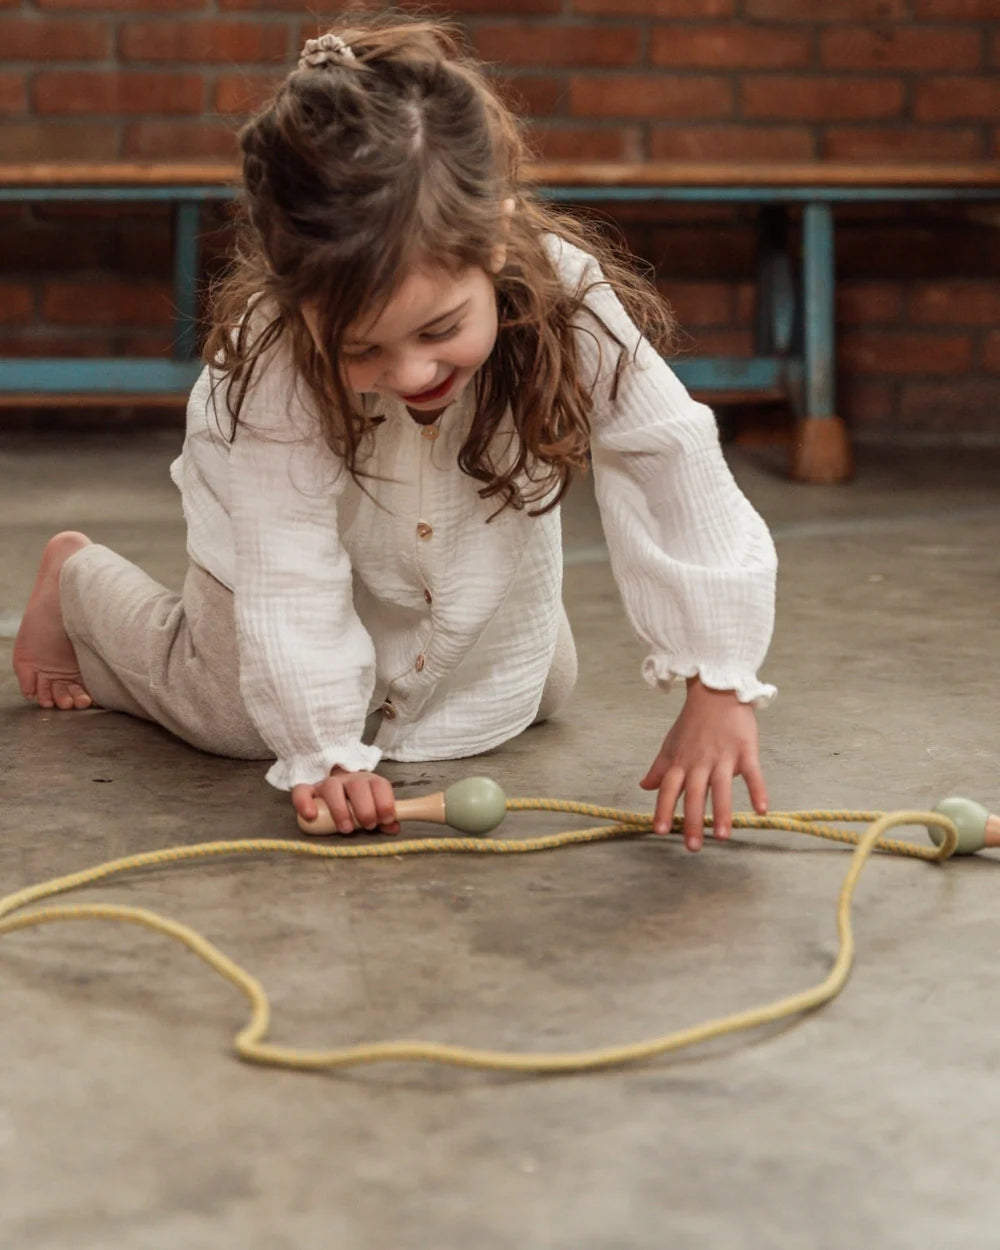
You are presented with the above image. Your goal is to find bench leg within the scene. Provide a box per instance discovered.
[755,205,795,357]
[791,201,853,483]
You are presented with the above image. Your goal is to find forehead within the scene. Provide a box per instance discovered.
[347,264,477,344]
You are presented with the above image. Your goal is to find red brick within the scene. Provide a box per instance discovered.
[899,378,1000,427]
[214,72,283,116]
[908,282,1000,325]
[838,376,896,424]
[219,0,307,9]
[0,122,119,161]
[746,0,909,15]
[650,224,756,280]
[34,72,204,116]
[915,0,1000,14]
[683,328,754,356]
[492,74,564,118]
[570,75,733,120]
[823,126,984,160]
[397,0,561,12]
[915,77,1000,121]
[43,280,175,327]
[0,72,26,113]
[474,23,640,68]
[839,330,973,373]
[527,123,645,162]
[0,330,175,358]
[0,283,35,326]
[983,331,1000,371]
[120,20,289,64]
[836,282,903,323]
[123,119,241,159]
[651,124,815,161]
[35,0,204,9]
[651,26,811,70]
[573,0,735,13]
[742,76,905,121]
[0,16,110,59]
[821,26,982,70]
[734,282,758,322]
[658,281,734,327]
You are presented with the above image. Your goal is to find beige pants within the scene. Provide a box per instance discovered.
[60,545,577,762]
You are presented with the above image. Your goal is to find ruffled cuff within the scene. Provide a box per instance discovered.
[642,654,777,709]
[264,740,383,791]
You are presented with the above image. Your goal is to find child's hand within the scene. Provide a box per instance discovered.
[639,677,768,853]
[292,767,401,835]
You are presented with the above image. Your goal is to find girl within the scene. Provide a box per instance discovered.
[13,18,777,853]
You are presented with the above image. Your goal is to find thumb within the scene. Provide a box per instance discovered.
[292,784,318,821]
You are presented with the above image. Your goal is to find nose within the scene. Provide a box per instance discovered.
[381,353,440,397]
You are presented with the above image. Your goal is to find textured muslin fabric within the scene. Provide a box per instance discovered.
[59,544,578,767]
[157,233,776,790]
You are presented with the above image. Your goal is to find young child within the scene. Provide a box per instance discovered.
[13,18,777,853]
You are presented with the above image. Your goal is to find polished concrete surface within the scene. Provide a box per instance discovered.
[1,424,999,1249]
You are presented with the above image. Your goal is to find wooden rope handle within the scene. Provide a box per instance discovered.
[296,777,507,837]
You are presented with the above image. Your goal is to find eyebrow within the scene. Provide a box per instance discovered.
[344,298,471,348]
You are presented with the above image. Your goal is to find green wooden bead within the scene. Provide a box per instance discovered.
[929,796,989,854]
[443,777,507,835]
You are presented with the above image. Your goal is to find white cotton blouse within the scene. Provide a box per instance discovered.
[169,235,777,791]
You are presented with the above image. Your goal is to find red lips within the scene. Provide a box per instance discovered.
[400,370,457,404]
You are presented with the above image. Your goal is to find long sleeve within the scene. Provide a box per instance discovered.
[559,238,778,706]
[225,355,382,788]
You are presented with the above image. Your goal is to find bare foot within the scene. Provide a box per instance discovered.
[13,531,94,710]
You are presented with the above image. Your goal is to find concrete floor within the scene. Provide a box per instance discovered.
[1,423,999,1250]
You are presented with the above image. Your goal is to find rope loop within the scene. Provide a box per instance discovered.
[0,801,959,1074]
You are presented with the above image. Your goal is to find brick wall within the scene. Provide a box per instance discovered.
[2,0,999,442]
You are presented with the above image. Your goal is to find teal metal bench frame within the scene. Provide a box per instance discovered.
[3,165,999,479]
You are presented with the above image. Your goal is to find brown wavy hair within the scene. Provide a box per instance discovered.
[205,14,675,516]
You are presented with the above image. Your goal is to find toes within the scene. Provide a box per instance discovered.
[50,679,90,710]
[35,674,55,708]
[13,661,36,699]
[68,683,92,710]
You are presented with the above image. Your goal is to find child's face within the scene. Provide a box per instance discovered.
[303,263,500,416]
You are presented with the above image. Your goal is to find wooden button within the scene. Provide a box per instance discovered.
[421,426,440,441]
[423,588,432,605]
[416,521,433,539]
[415,654,425,672]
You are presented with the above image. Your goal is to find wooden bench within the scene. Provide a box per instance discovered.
[3,160,1000,483]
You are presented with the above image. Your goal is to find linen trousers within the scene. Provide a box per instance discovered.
[60,544,577,766]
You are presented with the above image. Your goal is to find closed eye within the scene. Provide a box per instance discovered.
[422,322,461,342]
[343,345,378,363]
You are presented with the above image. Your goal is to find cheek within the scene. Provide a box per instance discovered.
[454,318,498,368]
[343,362,374,393]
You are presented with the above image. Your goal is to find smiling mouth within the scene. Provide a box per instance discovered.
[399,370,457,404]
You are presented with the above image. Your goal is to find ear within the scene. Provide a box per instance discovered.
[488,197,516,274]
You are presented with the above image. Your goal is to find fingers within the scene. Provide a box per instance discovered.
[652,765,683,836]
[341,772,398,834]
[710,768,733,842]
[294,773,400,836]
[652,764,741,852]
[742,759,769,815]
[681,768,711,852]
[291,784,318,822]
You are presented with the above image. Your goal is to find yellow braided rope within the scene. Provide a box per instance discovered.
[0,801,958,1074]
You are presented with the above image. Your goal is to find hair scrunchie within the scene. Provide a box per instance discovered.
[298,33,356,71]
